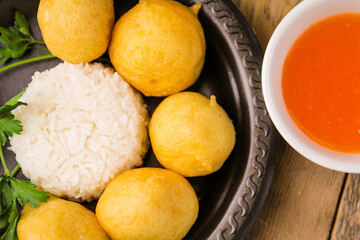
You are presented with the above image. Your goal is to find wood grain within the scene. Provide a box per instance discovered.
[234,0,303,48]
[245,140,345,239]
[330,174,360,240]
[230,1,351,239]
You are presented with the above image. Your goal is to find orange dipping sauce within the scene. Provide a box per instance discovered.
[282,13,360,153]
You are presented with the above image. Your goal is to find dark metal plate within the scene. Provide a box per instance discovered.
[0,0,279,239]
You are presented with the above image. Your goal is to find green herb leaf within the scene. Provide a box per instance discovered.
[9,177,50,208]
[0,11,45,64]
[0,27,24,50]
[0,25,30,64]
[7,202,17,225]
[0,88,27,116]
[3,216,18,240]
[0,204,12,229]
[0,177,6,194]
[0,114,23,146]
[10,42,29,59]
[0,88,27,146]
[1,202,18,240]
[2,184,12,208]
[14,11,31,38]
[0,177,6,212]
[0,47,11,64]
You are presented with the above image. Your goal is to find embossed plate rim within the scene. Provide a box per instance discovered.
[194,0,279,238]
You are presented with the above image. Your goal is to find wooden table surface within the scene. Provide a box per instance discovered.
[229,0,360,239]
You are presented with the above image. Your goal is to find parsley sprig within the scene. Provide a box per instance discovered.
[0,89,49,240]
[0,11,48,64]
[0,11,55,74]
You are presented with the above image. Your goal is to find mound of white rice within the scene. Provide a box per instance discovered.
[9,62,149,202]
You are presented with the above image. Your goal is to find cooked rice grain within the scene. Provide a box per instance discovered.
[9,62,149,201]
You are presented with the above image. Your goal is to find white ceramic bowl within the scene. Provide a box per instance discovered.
[262,0,360,172]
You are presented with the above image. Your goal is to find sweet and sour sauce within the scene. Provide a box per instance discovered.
[282,13,360,152]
